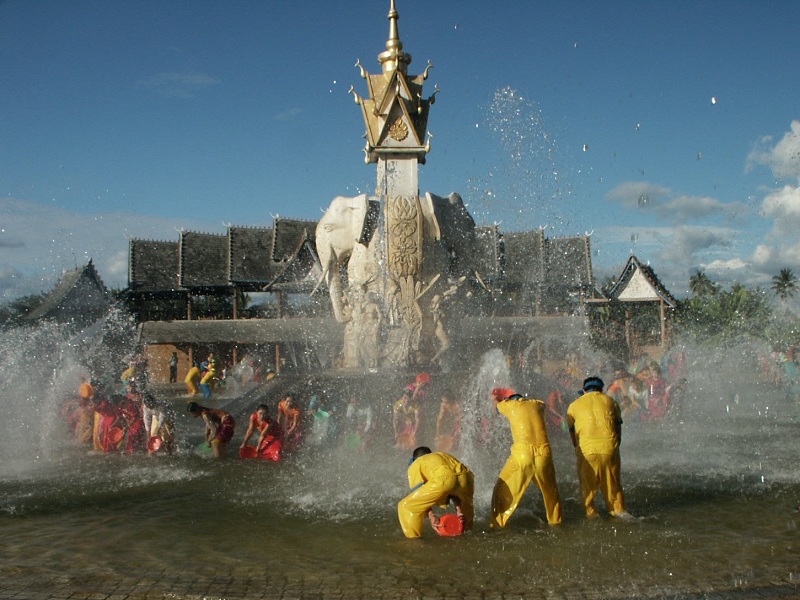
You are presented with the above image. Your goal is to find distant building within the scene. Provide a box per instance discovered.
[24,260,112,329]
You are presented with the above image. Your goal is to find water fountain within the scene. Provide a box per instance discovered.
[1,2,799,599]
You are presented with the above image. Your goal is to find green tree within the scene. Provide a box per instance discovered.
[771,267,797,301]
[676,284,772,345]
[689,270,719,297]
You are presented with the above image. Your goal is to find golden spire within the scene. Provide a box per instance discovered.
[378,0,411,76]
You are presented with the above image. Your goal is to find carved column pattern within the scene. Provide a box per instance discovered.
[386,195,423,279]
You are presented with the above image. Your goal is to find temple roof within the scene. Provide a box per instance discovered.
[545,235,594,288]
[127,216,318,295]
[606,254,677,307]
[129,239,181,292]
[227,226,275,285]
[179,231,230,290]
[272,218,317,262]
[503,230,546,285]
[264,235,322,293]
[473,226,503,284]
[26,260,112,326]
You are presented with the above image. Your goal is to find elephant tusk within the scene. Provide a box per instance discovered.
[415,273,441,300]
[474,270,490,292]
[310,268,328,297]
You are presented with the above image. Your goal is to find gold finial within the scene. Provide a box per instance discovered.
[378,0,411,76]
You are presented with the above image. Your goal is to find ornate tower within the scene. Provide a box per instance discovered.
[346,0,440,367]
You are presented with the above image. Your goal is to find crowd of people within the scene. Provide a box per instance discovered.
[61,351,688,539]
[398,377,630,538]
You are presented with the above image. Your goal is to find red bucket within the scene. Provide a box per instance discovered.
[435,513,464,537]
[240,445,258,459]
[107,427,124,445]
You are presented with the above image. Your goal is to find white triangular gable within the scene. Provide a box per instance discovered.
[617,268,660,301]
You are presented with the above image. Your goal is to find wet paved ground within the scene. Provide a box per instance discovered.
[2,571,799,600]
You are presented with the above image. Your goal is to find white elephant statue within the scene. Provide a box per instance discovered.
[315,194,380,323]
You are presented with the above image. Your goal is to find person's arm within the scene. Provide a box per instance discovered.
[257,420,271,447]
[240,418,255,448]
[287,411,298,435]
[435,405,446,437]
[566,410,578,447]
[363,407,373,434]
[392,403,401,436]
[203,414,217,445]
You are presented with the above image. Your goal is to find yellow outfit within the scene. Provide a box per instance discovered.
[184,366,201,395]
[566,391,626,517]
[491,397,563,527]
[120,366,134,384]
[397,452,474,538]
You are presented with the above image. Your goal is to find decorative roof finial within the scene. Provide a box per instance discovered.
[378,0,411,76]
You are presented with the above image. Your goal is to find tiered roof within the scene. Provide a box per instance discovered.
[25,260,111,326]
[127,216,319,295]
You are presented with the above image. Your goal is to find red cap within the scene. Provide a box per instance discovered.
[491,387,516,401]
[416,372,431,385]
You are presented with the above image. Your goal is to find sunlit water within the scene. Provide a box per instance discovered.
[1,330,799,598]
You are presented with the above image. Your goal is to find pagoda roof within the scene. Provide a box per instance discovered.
[503,229,546,285]
[544,235,594,288]
[26,260,112,326]
[472,226,503,285]
[179,231,230,290]
[607,254,677,307]
[227,225,276,286]
[264,235,322,294]
[128,239,181,292]
[272,218,317,262]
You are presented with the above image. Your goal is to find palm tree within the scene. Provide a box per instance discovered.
[689,270,718,297]
[772,268,798,301]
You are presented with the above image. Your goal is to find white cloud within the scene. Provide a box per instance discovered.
[136,72,221,98]
[746,120,800,181]
[0,198,228,301]
[761,185,800,237]
[605,182,670,210]
[606,182,747,224]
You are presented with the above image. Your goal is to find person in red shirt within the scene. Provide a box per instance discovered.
[241,404,283,461]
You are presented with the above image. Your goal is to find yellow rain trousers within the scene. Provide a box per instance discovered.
[491,442,562,527]
[575,447,625,517]
[184,367,200,395]
[567,391,626,516]
[490,398,562,527]
[397,452,474,538]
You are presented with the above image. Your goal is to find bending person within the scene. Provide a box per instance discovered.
[490,387,562,528]
[187,402,235,458]
[397,446,474,539]
[241,404,283,461]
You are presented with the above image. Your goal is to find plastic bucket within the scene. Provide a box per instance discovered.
[240,445,258,459]
[436,513,464,537]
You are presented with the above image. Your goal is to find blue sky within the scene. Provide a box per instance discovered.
[2,0,800,301]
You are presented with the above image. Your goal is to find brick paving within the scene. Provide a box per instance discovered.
[1,570,799,600]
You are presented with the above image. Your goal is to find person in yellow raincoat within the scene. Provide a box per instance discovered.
[490,387,562,528]
[397,446,474,538]
[199,357,219,398]
[566,376,628,518]
[184,363,201,396]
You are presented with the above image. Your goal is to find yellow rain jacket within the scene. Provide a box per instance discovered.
[566,391,626,516]
[397,452,474,538]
